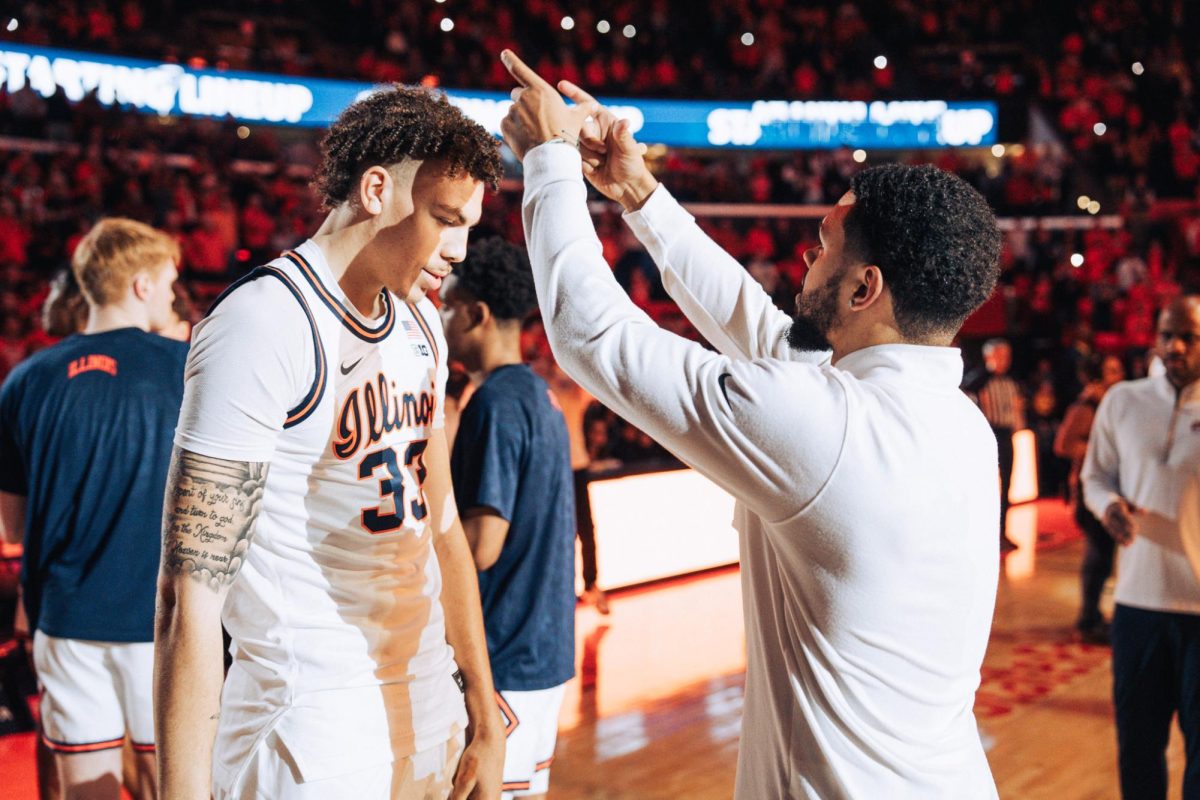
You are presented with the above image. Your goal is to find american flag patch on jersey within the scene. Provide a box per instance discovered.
[401,320,425,342]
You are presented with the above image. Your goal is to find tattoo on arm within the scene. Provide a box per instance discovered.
[161,448,268,591]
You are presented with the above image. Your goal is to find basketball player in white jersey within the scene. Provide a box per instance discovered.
[155,86,506,799]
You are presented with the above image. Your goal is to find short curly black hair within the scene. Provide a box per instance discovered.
[313,85,503,209]
[453,237,537,323]
[845,164,1000,339]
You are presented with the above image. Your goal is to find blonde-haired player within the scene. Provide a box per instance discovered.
[1,217,185,800]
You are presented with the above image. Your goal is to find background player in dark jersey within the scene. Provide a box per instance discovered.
[0,217,187,800]
[442,238,576,799]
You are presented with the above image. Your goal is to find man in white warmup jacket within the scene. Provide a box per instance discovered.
[499,52,1004,799]
[1082,295,1200,799]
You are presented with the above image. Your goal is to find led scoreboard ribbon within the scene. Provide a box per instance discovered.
[0,42,997,150]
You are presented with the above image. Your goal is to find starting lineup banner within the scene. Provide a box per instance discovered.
[0,42,997,150]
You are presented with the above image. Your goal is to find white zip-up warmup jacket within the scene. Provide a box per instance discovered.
[521,144,999,799]
[1083,375,1200,613]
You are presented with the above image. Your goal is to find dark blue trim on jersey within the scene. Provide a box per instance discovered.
[283,251,396,342]
[207,266,326,429]
[407,302,441,374]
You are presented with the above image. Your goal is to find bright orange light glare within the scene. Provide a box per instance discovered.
[560,570,746,731]
[1009,429,1039,504]
[585,469,740,591]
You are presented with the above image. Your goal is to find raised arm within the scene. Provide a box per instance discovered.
[559,79,819,364]
[501,51,845,520]
[154,449,267,799]
[525,150,843,519]
[623,188,813,363]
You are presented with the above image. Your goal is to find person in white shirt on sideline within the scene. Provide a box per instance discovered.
[498,51,1003,799]
[1082,295,1200,800]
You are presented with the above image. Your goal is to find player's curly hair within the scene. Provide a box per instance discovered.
[454,237,537,323]
[845,164,1000,339]
[313,85,503,209]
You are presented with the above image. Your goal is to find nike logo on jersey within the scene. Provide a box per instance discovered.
[340,356,365,376]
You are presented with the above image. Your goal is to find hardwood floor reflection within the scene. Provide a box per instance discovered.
[551,499,1185,800]
[0,500,1187,798]
[556,569,745,799]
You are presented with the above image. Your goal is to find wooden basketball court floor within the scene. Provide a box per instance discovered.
[547,499,1185,800]
[0,499,1185,798]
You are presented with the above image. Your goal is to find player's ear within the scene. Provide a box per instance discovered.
[469,299,491,330]
[131,272,152,302]
[847,264,885,311]
[358,166,390,217]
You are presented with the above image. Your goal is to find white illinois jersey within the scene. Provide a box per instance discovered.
[175,239,463,791]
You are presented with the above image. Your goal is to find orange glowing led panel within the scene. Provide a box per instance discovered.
[585,469,740,590]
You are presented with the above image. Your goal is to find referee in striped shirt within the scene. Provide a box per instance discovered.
[978,339,1026,553]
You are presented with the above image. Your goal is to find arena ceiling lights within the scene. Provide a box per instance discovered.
[0,43,997,150]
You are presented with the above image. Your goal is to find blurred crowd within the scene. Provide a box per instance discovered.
[5,0,1198,205]
[0,0,1198,470]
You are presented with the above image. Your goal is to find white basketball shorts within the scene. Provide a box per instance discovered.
[497,683,568,798]
[33,631,155,754]
[223,725,465,800]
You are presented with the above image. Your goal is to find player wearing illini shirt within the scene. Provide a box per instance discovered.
[154,87,506,800]
[442,239,576,800]
[0,218,186,800]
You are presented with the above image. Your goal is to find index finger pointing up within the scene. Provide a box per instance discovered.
[501,50,548,89]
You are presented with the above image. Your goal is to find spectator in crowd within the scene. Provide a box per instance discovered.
[238,192,276,265]
[584,410,618,467]
[41,268,89,340]
[183,216,230,280]
[970,338,1027,553]
[1055,353,1126,645]
[1027,378,1067,500]
[0,318,28,377]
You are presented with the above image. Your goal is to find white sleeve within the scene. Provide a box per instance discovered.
[415,297,449,430]
[1081,390,1123,520]
[522,144,845,521]
[623,186,827,366]
[174,276,314,463]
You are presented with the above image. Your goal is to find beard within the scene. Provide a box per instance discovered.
[786,279,839,352]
